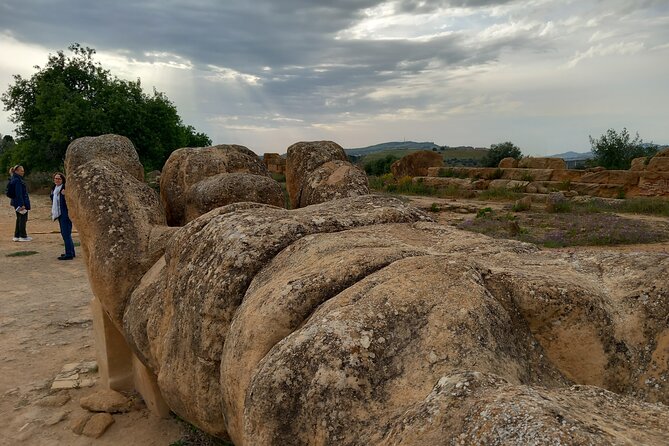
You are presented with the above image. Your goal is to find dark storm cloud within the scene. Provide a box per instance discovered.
[0,0,546,117]
[0,0,526,73]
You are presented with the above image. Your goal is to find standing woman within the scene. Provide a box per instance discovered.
[51,172,75,260]
[9,165,31,242]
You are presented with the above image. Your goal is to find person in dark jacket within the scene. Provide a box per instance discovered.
[9,165,31,242]
[51,172,75,260]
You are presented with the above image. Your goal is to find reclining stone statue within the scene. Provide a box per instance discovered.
[65,134,668,445]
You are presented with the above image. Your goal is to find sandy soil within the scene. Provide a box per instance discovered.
[0,195,183,445]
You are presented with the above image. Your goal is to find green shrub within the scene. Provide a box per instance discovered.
[363,154,399,176]
[478,188,522,201]
[557,179,571,191]
[271,173,286,183]
[520,173,534,182]
[437,168,468,179]
[574,197,669,217]
[476,207,493,218]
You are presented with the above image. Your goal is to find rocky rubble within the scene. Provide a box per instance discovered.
[65,135,669,445]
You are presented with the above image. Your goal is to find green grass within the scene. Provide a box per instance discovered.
[270,172,286,183]
[477,189,523,201]
[437,168,469,179]
[573,197,669,217]
[6,250,38,257]
[458,209,668,248]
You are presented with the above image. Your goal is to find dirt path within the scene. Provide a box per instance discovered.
[0,195,182,445]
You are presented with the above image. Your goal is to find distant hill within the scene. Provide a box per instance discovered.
[346,141,441,156]
[548,151,593,160]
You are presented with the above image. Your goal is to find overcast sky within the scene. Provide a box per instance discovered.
[1,0,668,155]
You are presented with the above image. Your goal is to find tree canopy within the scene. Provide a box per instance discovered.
[589,128,656,170]
[482,141,522,167]
[1,43,211,172]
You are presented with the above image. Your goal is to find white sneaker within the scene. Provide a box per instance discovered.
[12,237,19,241]
[18,237,32,242]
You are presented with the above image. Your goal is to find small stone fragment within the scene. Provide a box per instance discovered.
[36,393,71,407]
[70,412,93,435]
[82,413,114,438]
[44,410,68,426]
[80,389,132,413]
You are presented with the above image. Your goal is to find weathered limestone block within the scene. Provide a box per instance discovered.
[160,145,270,225]
[488,179,510,189]
[415,176,473,190]
[286,141,348,209]
[82,413,114,438]
[549,169,585,182]
[579,170,640,186]
[631,157,648,171]
[184,172,284,223]
[648,149,669,172]
[489,179,529,191]
[80,389,132,413]
[637,172,669,196]
[519,157,566,170]
[70,136,669,445]
[498,157,518,168]
[382,372,669,445]
[429,167,498,179]
[567,182,627,198]
[501,168,552,182]
[123,196,430,436]
[263,153,286,175]
[390,150,444,178]
[65,134,144,182]
[299,160,369,207]
[65,137,168,328]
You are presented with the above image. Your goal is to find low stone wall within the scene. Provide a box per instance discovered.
[425,166,669,198]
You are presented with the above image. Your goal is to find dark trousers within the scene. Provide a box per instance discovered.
[58,216,75,257]
[14,211,28,238]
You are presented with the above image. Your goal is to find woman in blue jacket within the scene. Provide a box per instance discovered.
[51,172,75,260]
[9,165,31,242]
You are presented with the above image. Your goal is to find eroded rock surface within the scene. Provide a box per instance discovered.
[184,172,284,223]
[299,160,369,208]
[160,145,271,225]
[390,150,444,177]
[285,140,368,208]
[67,136,669,445]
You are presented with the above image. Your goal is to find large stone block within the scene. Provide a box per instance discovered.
[518,157,566,170]
[285,141,348,208]
[501,168,553,182]
[390,150,444,177]
[579,170,640,186]
[160,145,270,226]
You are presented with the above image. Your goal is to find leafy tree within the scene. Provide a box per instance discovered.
[0,133,15,153]
[589,128,656,170]
[363,154,399,176]
[482,141,522,167]
[1,43,211,172]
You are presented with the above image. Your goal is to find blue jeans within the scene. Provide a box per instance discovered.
[58,216,75,257]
